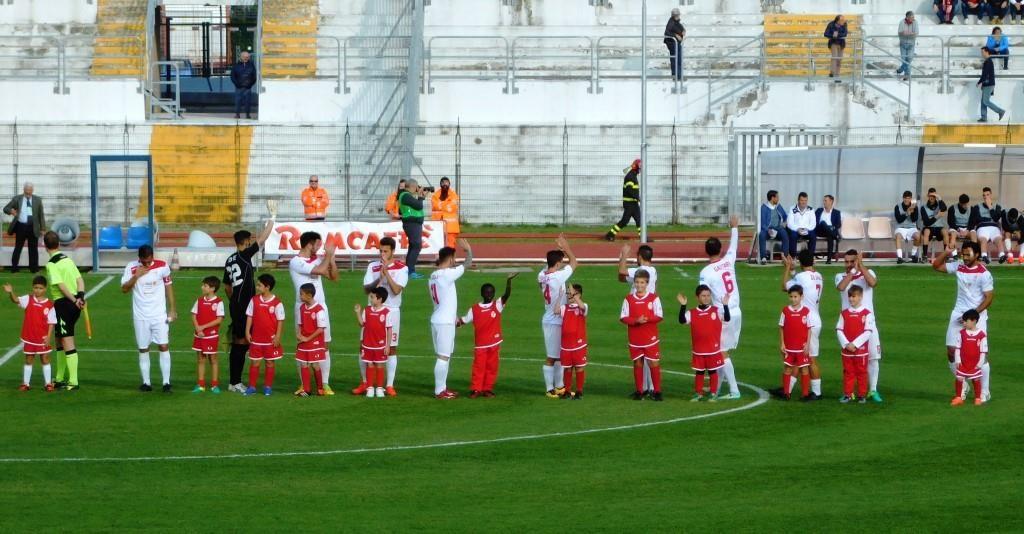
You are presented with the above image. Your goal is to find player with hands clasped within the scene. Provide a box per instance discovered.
[288,232,338,395]
[557,283,587,400]
[618,243,657,396]
[121,245,176,393]
[5,276,57,391]
[677,286,730,402]
[191,276,225,393]
[245,274,285,396]
[836,286,875,404]
[355,236,408,396]
[354,287,393,399]
[778,249,825,400]
[620,270,664,401]
[458,273,516,398]
[538,234,577,398]
[776,285,818,401]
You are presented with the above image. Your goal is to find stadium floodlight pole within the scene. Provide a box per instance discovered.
[640,0,649,243]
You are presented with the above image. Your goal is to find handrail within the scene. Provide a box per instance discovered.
[510,35,594,93]
[425,35,510,94]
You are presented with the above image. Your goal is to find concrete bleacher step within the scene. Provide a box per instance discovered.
[90,0,146,78]
[764,14,862,79]
[922,124,1024,144]
[261,0,319,79]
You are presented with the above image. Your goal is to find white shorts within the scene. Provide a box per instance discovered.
[868,328,882,361]
[431,323,456,357]
[976,226,1001,242]
[720,308,742,352]
[894,227,919,241]
[294,303,331,343]
[808,324,821,357]
[542,322,561,359]
[389,307,401,347]
[134,317,169,349]
[945,309,987,347]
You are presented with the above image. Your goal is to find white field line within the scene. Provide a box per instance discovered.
[0,354,768,463]
[0,275,115,368]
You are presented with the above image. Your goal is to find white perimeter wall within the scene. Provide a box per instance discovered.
[0,80,145,122]
[0,0,96,24]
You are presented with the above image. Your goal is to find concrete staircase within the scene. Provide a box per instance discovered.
[764,14,861,78]
[89,0,145,77]
[261,0,319,79]
[145,125,254,224]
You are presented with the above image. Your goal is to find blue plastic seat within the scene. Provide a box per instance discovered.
[126,225,153,248]
[97,225,124,250]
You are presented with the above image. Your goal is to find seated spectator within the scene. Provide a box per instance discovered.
[893,191,921,264]
[787,192,817,256]
[969,186,1006,263]
[946,193,972,257]
[988,0,1011,23]
[1013,0,1024,24]
[963,0,990,24]
[814,194,841,264]
[920,188,949,259]
[758,189,789,264]
[934,0,958,24]
[986,26,1010,69]
[1001,207,1022,263]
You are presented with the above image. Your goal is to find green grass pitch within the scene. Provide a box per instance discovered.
[0,263,1021,531]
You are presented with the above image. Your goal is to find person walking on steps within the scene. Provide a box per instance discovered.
[606,159,643,242]
[978,47,1005,122]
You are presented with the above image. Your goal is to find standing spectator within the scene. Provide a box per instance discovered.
[3,183,45,273]
[398,179,428,279]
[977,47,1005,122]
[934,0,957,24]
[787,192,817,257]
[920,188,949,259]
[385,179,406,220]
[963,0,990,24]
[758,190,789,264]
[893,191,922,264]
[605,159,642,242]
[431,176,460,249]
[230,51,257,119]
[989,0,1010,23]
[814,194,842,264]
[897,12,918,79]
[824,15,848,82]
[664,8,686,81]
[986,27,1010,70]
[301,175,330,221]
[1012,0,1024,23]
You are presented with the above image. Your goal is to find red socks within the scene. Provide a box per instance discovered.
[781,373,790,396]
[366,367,377,390]
[650,365,662,393]
[575,369,585,393]
[801,373,810,397]
[563,368,573,392]
[709,371,719,394]
[695,374,705,395]
[954,378,963,397]
[248,364,259,388]
[633,365,644,392]
[197,379,206,388]
[301,366,311,393]
[265,365,276,388]
[313,367,323,390]
[972,378,982,401]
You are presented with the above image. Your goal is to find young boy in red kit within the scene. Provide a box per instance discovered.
[4,276,56,391]
[191,276,225,394]
[245,274,285,396]
[836,285,875,404]
[296,283,328,397]
[355,287,393,399]
[559,283,588,400]
[778,285,818,401]
[458,273,516,398]
[620,270,664,401]
[677,284,730,402]
[951,309,986,406]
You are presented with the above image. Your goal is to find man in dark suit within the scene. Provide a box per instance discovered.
[230,51,257,119]
[814,194,842,264]
[3,182,45,272]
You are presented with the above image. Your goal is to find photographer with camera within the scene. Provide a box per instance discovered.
[398,179,433,279]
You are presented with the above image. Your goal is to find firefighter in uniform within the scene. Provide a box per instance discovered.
[605,159,642,241]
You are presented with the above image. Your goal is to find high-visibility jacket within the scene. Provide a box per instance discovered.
[385,191,400,219]
[301,187,330,220]
[431,188,460,234]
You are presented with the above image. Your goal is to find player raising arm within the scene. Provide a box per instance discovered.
[288,232,337,394]
[355,236,408,397]
[618,243,657,395]
[698,215,742,400]
[429,239,473,399]
[538,234,577,398]
[678,287,730,402]
[835,250,882,402]
[779,249,824,400]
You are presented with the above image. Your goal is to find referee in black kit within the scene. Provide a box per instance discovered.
[605,159,642,241]
[222,220,273,393]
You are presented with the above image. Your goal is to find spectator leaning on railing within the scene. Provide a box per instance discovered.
[814,194,841,264]
[986,27,1009,70]
[897,12,918,80]
[977,47,1005,122]
[824,15,848,82]
[934,0,957,24]
[758,189,789,264]
[664,8,686,81]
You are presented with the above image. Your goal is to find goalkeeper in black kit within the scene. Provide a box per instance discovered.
[605,159,642,241]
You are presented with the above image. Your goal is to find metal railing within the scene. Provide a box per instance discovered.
[0,34,142,94]
[147,61,182,118]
